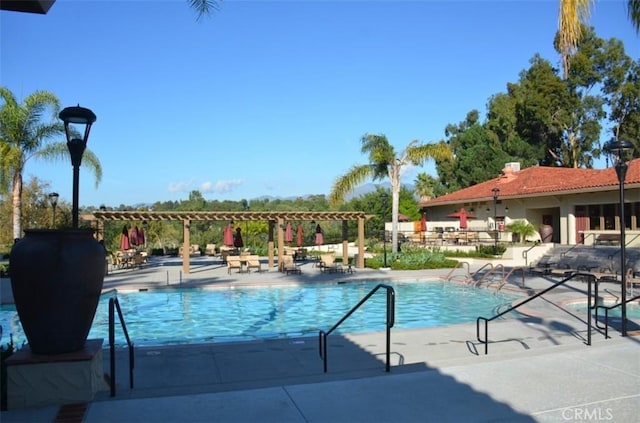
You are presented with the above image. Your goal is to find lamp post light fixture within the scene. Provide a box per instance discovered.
[492,187,500,255]
[606,139,634,337]
[59,105,97,229]
[48,192,59,228]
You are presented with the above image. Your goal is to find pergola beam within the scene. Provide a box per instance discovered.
[84,211,373,273]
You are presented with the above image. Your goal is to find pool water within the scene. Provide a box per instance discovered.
[0,280,521,347]
[565,300,640,318]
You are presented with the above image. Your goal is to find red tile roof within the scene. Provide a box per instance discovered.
[422,158,640,206]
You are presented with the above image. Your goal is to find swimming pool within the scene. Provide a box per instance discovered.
[0,280,521,347]
[564,299,640,318]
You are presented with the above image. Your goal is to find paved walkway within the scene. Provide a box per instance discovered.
[2,255,639,422]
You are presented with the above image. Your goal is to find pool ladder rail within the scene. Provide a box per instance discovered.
[108,296,135,397]
[441,262,526,290]
[476,272,607,355]
[318,284,395,373]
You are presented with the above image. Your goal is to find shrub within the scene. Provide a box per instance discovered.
[366,245,458,270]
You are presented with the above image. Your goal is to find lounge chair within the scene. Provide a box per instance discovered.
[280,254,301,275]
[529,255,553,275]
[205,244,217,256]
[320,254,343,273]
[625,268,640,295]
[227,255,243,274]
[246,255,263,273]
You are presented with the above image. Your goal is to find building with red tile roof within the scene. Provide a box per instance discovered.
[419,159,640,246]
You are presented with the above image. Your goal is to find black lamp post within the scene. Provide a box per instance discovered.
[382,198,388,268]
[492,187,500,255]
[59,105,97,229]
[606,139,634,337]
[48,192,59,228]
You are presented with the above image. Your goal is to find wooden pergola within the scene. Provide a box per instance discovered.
[83,211,372,274]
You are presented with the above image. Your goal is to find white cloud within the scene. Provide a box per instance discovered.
[167,181,191,193]
[201,179,244,194]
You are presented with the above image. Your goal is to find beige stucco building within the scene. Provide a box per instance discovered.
[418,159,640,247]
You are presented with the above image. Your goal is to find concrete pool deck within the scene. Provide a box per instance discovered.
[1,255,639,422]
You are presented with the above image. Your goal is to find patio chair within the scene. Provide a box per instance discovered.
[625,268,640,295]
[227,255,243,274]
[529,255,553,275]
[280,254,301,275]
[246,255,263,273]
[205,244,217,256]
[320,254,343,273]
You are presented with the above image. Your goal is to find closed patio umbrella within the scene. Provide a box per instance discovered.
[138,226,145,246]
[296,224,304,247]
[223,224,234,247]
[315,224,323,246]
[234,227,244,248]
[129,226,138,246]
[120,225,130,250]
[420,213,427,232]
[285,223,293,243]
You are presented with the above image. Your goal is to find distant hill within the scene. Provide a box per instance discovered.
[252,182,415,202]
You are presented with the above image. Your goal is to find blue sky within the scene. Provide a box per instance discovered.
[1,0,638,208]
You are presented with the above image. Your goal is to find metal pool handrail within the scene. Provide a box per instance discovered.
[318,284,395,373]
[477,272,599,355]
[108,296,135,397]
[595,294,640,339]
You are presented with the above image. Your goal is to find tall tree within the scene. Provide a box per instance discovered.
[558,0,640,78]
[329,134,450,253]
[0,87,102,240]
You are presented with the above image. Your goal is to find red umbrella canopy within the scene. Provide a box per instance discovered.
[315,224,324,246]
[120,225,130,250]
[138,227,145,245]
[285,223,293,243]
[296,224,304,247]
[447,208,476,229]
[420,213,427,232]
[223,225,234,247]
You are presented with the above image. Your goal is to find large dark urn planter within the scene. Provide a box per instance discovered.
[9,229,105,355]
[540,224,553,243]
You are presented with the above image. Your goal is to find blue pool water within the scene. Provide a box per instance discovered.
[0,280,521,347]
[565,300,640,318]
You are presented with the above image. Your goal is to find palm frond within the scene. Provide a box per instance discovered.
[630,0,640,33]
[187,0,221,20]
[328,164,372,207]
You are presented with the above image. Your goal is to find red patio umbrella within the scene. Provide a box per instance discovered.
[138,226,145,246]
[447,208,476,229]
[285,223,293,243]
[296,224,304,247]
[315,224,324,246]
[129,226,138,246]
[223,225,234,247]
[120,225,130,250]
[420,213,427,232]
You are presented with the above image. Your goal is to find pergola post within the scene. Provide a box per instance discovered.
[277,217,284,271]
[182,219,190,274]
[268,220,275,269]
[341,220,349,266]
[358,217,365,268]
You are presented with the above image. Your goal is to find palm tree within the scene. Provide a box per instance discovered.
[558,0,640,78]
[187,0,221,19]
[329,134,451,253]
[0,87,102,240]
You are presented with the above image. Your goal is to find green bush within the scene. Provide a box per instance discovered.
[366,244,458,270]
